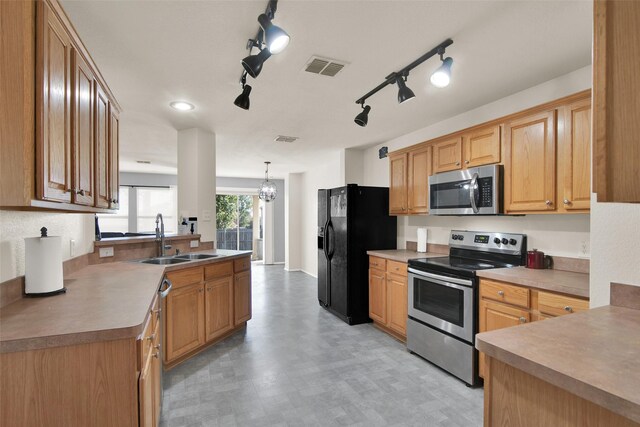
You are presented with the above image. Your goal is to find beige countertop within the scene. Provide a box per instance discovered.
[476,305,640,424]
[0,249,251,354]
[476,266,590,298]
[366,249,446,263]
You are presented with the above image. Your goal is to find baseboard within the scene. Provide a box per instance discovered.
[284,268,301,272]
[301,269,318,278]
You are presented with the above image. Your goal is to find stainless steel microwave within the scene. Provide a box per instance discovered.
[428,164,501,215]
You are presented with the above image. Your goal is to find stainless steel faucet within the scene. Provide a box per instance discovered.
[155,213,170,257]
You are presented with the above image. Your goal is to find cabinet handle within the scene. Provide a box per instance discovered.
[545,200,552,206]
[111,198,118,204]
[147,333,156,341]
[74,189,85,196]
[519,317,527,324]
[564,306,573,313]
[154,344,161,350]
[153,352,160,359]
[563,199,570,205]
[497,290,505,296]
[465,160,469,164]
[198,288,203,293]
[455,162,460,166]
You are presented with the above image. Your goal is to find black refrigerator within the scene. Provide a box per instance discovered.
[318,184,397,325]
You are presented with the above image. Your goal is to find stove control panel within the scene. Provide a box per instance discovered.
[449,230,527,255]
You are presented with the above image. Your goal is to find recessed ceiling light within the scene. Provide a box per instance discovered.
[169,101,195,111]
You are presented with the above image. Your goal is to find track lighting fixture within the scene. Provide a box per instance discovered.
[242,47,271,78]
[430,49,453,88]
[234,74,252,110]
[396,76,415,104]
[257,13,290,54]
[354,103,371,127]
[353,39,454,126]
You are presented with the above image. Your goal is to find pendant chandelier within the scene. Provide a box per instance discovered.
[258,161,277,202]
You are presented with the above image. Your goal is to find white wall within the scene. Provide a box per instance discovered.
[342,148,365,185]
[0,211,94,282]
[298,153,343,277]
[361,66,593,258]
[285,173,303,271]
[590,197,640,307]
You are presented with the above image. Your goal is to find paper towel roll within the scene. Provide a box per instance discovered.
[417,228,428,253]
[25,235,65,295]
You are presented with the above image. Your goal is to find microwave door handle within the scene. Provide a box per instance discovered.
[469,173,479,213]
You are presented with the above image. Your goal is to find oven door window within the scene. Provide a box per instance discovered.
[413,277,464,327]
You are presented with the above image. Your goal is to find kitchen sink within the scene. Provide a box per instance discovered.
[140,257,191,265]
[174,253,219,260]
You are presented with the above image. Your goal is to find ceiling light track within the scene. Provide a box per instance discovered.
[234,0,290,110]
[353,39,453,127]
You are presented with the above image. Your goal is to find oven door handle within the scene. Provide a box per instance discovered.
[469,172,479,214]
[408,268,474,288]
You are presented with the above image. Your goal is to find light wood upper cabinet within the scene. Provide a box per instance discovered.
[504,110,556,213]
[593,0,640,203]
[463,125,501,168]
[109,105,120,209]
[389,153,408,214]
[432,137,462,173]
[368,267,386,324]
[387,273,407,336]
[407,146,431,214]
[559,99,591,212]
[94,82,110,208]
[205,276,234,342]
[72,51,95,206]
[234,270,252,325]
[36,0,72,203]
[165,283,205,362]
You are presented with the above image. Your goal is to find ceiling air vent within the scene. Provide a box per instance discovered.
[304,56,347,77]
[136,160,151,164]
[274,135,298,143]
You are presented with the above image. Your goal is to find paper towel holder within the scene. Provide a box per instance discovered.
[24,227,67,297]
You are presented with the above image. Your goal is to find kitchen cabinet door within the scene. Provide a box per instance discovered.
[388,153,408,215]
[463,125,501,168]
[108,104,120,209]
[36,0,72,203]
[559,98,591,212]
[407,146,431,214]
[386,273,407,337]
[165,283,205,362]
[593,0,640,203]
[71,50,95,206]
[94,82,110,208]
[504,110,556,213]
[138,352,153,427]
[432,137,462,173]
[479,300,530,378]
[368,268,386,324]
[151,322,161,426]
[205,276,234,342]
[234,270,252,325]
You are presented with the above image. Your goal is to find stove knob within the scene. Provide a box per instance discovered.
[459,235,464,241]
[509,239,517,245]
[501,238,509,245]
[494,237,501,244]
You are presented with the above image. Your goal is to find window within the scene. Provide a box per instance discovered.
[97,186,177,234]
[216,194,255,252]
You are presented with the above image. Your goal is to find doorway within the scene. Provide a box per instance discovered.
[216,194,262,261]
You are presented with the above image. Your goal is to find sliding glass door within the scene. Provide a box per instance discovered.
[216,194,260,259]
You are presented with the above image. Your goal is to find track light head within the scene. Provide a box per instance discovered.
[234,84,252,110]
[354,104,371,127]
[241,48,272,78]
[258,13,290,54]
[396,76,415,104]
[430,57,453,88]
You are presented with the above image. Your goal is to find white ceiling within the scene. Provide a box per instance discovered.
[60,0,592,179]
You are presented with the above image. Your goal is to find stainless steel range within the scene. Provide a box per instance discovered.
[406,230,527,386]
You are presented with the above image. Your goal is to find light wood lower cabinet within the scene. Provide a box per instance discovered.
[478,278,589,378]
[163,256,252,367]
[368,256,408,340]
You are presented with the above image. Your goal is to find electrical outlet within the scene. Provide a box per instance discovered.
[190,240,199,248]
[99,247,114,258]
[580,240,590,257]
[70,239,76,257]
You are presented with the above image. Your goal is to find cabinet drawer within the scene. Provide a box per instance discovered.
[234,257,251,273]
[369,256,386,270]
[204,261,233,281]
[480,279,530,308]
[166,266,203,289]
[386,260,407,277]
[538,292,589,317]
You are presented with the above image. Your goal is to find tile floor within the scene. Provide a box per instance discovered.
[160,265,483,427]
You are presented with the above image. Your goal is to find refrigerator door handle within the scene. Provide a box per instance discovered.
[323,218,330,259]
[327,221,335,259]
